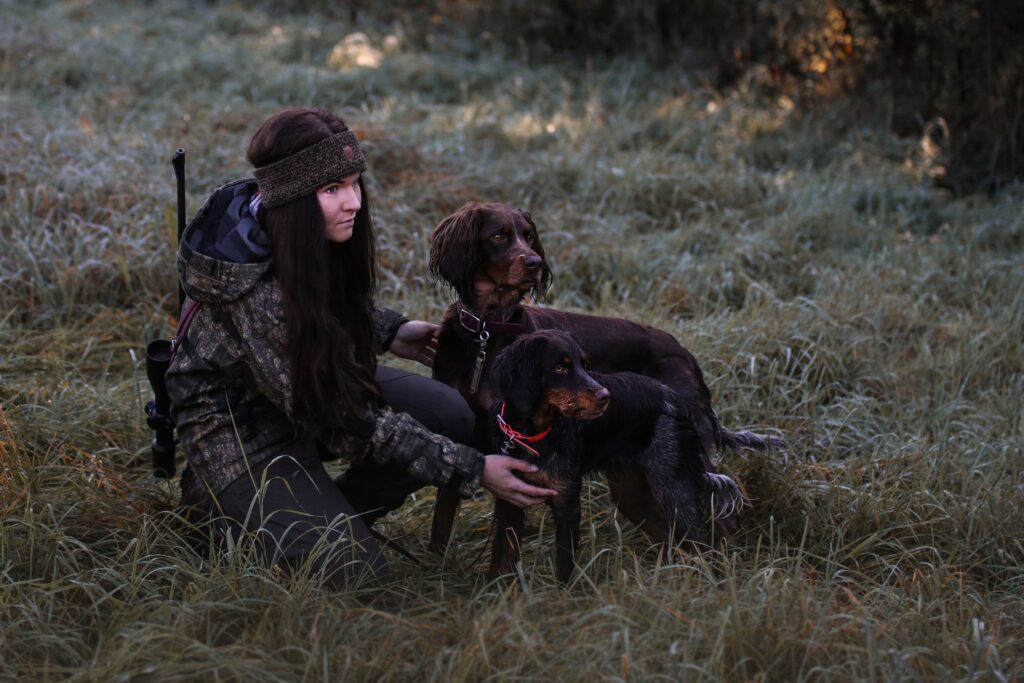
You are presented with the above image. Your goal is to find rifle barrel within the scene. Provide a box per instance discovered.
[171,149,186,313]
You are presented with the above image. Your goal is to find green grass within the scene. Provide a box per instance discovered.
[2,1,1022,680]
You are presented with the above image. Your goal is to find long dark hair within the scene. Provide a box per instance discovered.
[247,107,381,437]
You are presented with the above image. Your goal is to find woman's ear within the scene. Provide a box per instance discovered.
[491,335,543,417]
[519,209,552,298]
[430,202,481,302]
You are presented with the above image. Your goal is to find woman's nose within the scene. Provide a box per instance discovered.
[341,186,361,211]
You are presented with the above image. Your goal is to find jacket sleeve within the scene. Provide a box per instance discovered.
[324,407,485,498]
[230,282,484,497]
[374,306,408,353]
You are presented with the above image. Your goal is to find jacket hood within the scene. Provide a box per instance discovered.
[177,179,273,304]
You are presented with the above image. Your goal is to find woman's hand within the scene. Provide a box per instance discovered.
[388,320,439,367]
[481,455,558,508]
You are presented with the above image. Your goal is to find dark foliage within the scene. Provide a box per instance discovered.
[337,0,1022,193]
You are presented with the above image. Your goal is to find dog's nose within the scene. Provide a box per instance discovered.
[594,386,610,407]
[523,254,542,271]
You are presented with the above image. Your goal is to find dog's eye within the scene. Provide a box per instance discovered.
[553,364,568,374]
[491,233,506,242]
[525,231,536,242]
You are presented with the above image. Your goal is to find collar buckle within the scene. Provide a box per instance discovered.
[456,303,527,337]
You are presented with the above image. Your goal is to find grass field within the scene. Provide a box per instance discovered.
[1,1,1022,680]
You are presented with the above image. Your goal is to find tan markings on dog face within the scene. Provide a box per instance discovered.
[574,390,609,419]
[543,387,578,417]
[543,387,608,420]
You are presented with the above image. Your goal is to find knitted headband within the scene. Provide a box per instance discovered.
[253,129,367,209]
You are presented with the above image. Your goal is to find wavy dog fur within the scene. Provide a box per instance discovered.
[487,330,746,582]
[428,202,782,553]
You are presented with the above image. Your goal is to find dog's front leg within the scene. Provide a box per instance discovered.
[488,499,526,580]
[428,487,462,554]
[551,478,582,584]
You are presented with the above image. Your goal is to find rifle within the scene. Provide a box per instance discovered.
[144,149,187,479]
[172,149,186,311]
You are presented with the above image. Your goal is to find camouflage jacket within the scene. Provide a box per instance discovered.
[166,179,484,496]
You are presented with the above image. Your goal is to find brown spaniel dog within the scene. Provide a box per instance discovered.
[427,202,782,554]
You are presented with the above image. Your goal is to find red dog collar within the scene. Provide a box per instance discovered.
[496,402,551,457]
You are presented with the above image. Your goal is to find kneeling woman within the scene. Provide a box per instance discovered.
[166,107,554,587]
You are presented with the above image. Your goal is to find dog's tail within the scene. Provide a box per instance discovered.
[705,472,748,521]
[719,427,787,453]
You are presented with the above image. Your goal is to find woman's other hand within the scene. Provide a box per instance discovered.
[481,455,558,508]
[389,320,439,367]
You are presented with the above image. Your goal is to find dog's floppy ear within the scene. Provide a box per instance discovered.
[430,202,481,302]
[491,334,544,417]
[518,209,552,299]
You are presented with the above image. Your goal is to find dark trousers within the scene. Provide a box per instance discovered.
[183,366,474,588]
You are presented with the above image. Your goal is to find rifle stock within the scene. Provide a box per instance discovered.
[144,148,187,478]
[145,339,175,478]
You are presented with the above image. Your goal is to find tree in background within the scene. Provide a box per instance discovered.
[402,0,1022,194]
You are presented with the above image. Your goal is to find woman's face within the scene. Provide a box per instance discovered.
[317,172,362,243]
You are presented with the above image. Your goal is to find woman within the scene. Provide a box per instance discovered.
[166,107,554,586]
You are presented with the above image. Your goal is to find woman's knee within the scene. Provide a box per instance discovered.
[376,368,475,443]
[420,386,474,443]
[207,459,392,588]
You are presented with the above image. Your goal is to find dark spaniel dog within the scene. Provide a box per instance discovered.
[486,330,745,582]
[428,202,782,552]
